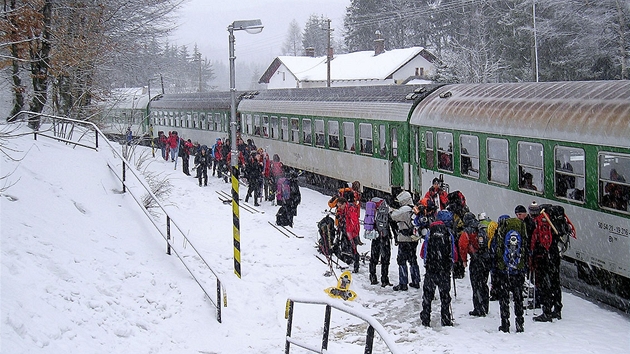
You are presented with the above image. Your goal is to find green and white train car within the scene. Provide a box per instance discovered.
[237,85,440,196]
[409,81,630,294]
[149,92,235,146]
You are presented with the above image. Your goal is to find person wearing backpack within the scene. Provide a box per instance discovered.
[390,191,421,291]
[244,151,263,206]
[193,145,210,187]
[493,216,528,333]
[335,197,361,272]
[367,198,392,287]
[530,206,563,322]
[420,210,456,327]
[424,177,448,210]
[458,212,492,317]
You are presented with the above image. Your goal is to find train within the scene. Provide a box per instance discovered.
[97,80,630,301]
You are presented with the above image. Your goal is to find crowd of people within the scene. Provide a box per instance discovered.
[325,176,572,333]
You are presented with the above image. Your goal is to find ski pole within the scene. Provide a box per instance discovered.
[453,272,457,298]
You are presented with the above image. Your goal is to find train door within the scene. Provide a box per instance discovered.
[390,125,405,191]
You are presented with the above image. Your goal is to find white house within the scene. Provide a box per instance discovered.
[259,45,438,89]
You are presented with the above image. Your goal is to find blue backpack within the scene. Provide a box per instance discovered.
[502,230,524,274]
[436,210,454,229]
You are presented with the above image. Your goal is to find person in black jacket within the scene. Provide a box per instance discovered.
[284,171,301,227]
[244,151,263,206]
[194,145,210,187]
[420,210,456,327]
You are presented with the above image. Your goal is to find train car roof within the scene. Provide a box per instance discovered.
[410,80,630,149]
[238,85,442,121]
[149,91,237,110]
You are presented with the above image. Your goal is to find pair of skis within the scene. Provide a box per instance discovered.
[215,190,264,214]
[267,221,303,238]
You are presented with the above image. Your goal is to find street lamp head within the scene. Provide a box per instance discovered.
[230,19,264,34]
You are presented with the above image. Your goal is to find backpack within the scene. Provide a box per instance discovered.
[276,178,290,203]
[533,214,554,251]
[436,210,454,229]
[363,200,378,240]
[539,204,575,253]
[318,215,336,256]
[496,217,527,274]
[422,221,455,272]
[447,190,467,214]
[374,198,390,235]
[502,230,524,274]
[477,221,490,253]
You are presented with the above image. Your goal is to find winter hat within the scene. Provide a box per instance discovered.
[498,214,510,223]
[514,205,527,214]
[529,201,540,216]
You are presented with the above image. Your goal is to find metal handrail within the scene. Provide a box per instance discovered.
[10,111,227,322]
[284,296,401,354]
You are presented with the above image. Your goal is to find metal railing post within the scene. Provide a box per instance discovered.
[284,300,294,354]
[122,162,126,193]
[166,216,171,255]
[216,280,222,323]
[365,325,375,354]
[322,304,331,352]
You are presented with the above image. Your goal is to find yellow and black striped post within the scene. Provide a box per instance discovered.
[231,163,241,278]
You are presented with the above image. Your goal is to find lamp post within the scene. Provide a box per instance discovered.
[228,19,263,279]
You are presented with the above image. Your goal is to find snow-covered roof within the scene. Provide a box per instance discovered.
[260,47,435,84]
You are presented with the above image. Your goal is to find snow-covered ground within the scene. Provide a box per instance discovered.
[2,124,629,353]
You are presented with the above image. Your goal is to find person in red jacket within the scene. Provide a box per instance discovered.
[458,212,491,317]
[337,197,361,273]
[159,132,169,161]
[424,177,448,210]
[167,131,180,164]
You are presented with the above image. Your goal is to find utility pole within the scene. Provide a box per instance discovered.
[326,18,333,87]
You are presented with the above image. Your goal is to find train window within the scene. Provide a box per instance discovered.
[598,153,630,213]
[359,123,373,155]
[192,113,197,129]
[343,122,355,152]
[460,135,479,178]
[262,116,269,137]
[281,117,289,141]
[270,116,279,139]
[554,146,585,202]
[425,131,435,169]
[518,142,543,193]
[169,112,173,127]
[329,121,339,149]
[379,125,386,156]
[254,115,261,136]
[487,138,509,185]
[437,132,453,171]
[199,113,205,129]
[215,113,222,131]
[303,119,312,145]
[315,119,325,147]
[242,114,250,134]
[291,118,299,143]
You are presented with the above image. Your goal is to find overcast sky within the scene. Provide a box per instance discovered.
[170,0,350,65]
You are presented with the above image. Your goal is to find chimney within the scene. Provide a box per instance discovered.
[374,30,385,56]
[305,47,315,57]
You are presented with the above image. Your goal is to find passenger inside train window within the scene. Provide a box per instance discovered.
[520,172,538,191]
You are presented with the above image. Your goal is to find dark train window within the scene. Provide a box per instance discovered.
[460,134,479,178]
[437,131,453,171]
[215,113,222,131]
[555,146,585,202]
[599,153,630,213]
[199,113,205,130]
[303,119,312,145]
[315,119,325,147]
[425,130,434,169]
[359,123,372,155]
[262,116,269,138]
[487,137,509,186]
[281,117,289,141]
[343,122,355,152]
[270,116,279,139]
[518,142,543,193]
[254,115,261,136]
[379,125,386,156]
[328,121,339,149]
[291,118,299,143]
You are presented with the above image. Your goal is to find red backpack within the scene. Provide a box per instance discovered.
[533,214,553,251]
